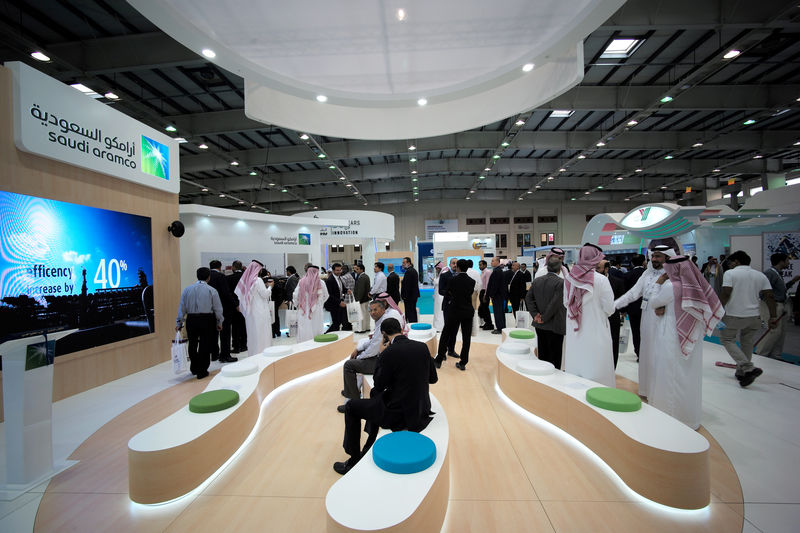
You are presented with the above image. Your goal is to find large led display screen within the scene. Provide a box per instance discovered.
[0,191,155,355]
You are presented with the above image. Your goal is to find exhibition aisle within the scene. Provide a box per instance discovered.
[0,324,798,532]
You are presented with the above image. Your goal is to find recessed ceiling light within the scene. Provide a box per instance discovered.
[346,183,352,187]
[412,178,418,182]
[281,188,288,193]
[484,167,491,172]
[353,191,358,195]
[408,145,416,150]
[316,95,328,102]
[643,191,650,195]
[550,110,574,118]
[794,140,800,146]
[597,186,604,189]
[299,133,309,140]
[547,176,554,180]
[313,206,318,209]
[661,186,667,190]
[201,48,216,59]
[410,157,417,162]
[414,198,419,202]
[584,191,590,195]
[571,197,576,201]
[104,92,119,100]
[723,49,741,60]
[535,185,541,189]
[596,141,606,147]
[269,182,276,186]
[713,168,721,172]
[317,153,326,159]
[165,125,177,132]
[396,8,406,21]
[230,160,239,166]
[339,176,346,180]
[601,38,642,59]
[627,120,638,126]
[31,51,50,62]
[478,175,486,180]
[71,82,94,93]
[635,168,642,172]
[753,154,763,159]
[660,95,673,103]
[201,188,209,192]
[501,142,510,147]
[303,201,310,205]
[174,137,187,143]
[411,170,417,174]
[559,168,566,172]
[249,170,257,176]
[417,98,427,106]
[238,200,245,204]
[469,189,475,193]
[692,142,703,148]
[518,197,524,201]
[578,154,586,159]
[328,165,336,169]
[413,186,419,190]
[218,193,225,198]
[198,143,208,149]
[522,63,534,72]
[250,204,257,208]
[515,119,525,126]
[617,176,624,180]
[664,155,673,159]
[526,191,532,194]
[743,119,756,125]
[492,154,501,159]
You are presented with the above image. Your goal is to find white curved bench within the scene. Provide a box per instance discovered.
[407,324,438,357]
[325,392,449,533]
[495,347,710,509]
[128,331,354,504]
[501,327,537,346]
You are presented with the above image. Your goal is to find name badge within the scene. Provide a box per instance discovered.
[641,298,649,310]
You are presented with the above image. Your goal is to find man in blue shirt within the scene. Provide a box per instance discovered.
[176,267,223,379]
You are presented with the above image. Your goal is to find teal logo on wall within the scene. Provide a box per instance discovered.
[141,135,169,180]
[298,233,311,245]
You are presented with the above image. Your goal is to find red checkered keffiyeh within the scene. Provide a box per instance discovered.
[564,244,605,331]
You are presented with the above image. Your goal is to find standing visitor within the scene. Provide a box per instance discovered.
[234,261,273,354]
[176,267,223,379]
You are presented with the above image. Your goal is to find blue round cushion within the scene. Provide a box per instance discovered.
[410,323,432,330]
[372,431,436,474]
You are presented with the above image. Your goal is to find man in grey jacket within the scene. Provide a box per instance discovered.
[525,257,566,369]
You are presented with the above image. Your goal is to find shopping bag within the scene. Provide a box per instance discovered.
[287,304,299,337]
[516,300,532,329]
[269,300,276,324]
[347,300,363,324]
[172,331,188,374]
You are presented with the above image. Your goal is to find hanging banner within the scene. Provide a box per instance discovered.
[425,219,459,240]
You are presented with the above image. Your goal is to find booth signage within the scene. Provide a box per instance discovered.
[763,231,800,286]
[425,219,459,240]
[8,61,179,194]
[620,205,674,229]
[293,210,395,243]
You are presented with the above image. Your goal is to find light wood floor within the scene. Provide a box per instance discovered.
[33,343,744,532]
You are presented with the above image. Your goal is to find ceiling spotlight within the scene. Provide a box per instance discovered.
[578,154,586,159]
[408,145,416,150]
[218,193,225,198]
[501,142,510,147]
[238,200,245,204]
[478,175,486,180]
[104,92,119,100]
[396,8,406,21]
[664,155,673,160]
[753,154,763,159]
[743,119,756,125]
[250,204,257,208]
[70,83,95,94]
[303,201,310,205]
[317,153,326,159]
[201,48,216,59]
[492,154,501,159]
[571,198,576,201]
[643,191,650,195]
[165,125,177,132]
[414,198,419,202]
[329,165,336,169]
[559,168,566,172]
[313,206,318,209]
[627,120,638,126]
[249,170,257,176]
[300,133,309,140]
[201,188,209,192]
[692,142,703,148]
[353,191,358,195]
[198,143,208,150]
[713,168,721,172]
[281,188,288,193]
[410,157,417,162]
[660,95,673,103]
[522,63,535,72]
[469,189,475,193]
[412,178,418,182]
[723,49,741,60]
[518,198,524,201]
[526,191,532,194]
[635,168,642,172]
[547,176,554,180]
[339,176,346,180]
[584,191,590,195]
[597,186,604,189]
[346,183,352,187]
[411,170,417,174]
[269,182,276,186]
[661,186,667,190]
[417,98,428,106]
[31,51,50,62]
[794,141,800,146]
[230,160,239,166]
[316,95,328,102]
[596,141,606,147]
[413,186,419,190]
[515,119,525,126]
[174,137,188,143]
[616,176,624,180]
[535,185,541,189]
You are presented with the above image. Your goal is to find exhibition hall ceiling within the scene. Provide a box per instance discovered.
[1,0,799,213]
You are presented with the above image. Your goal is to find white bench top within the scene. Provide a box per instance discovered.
[496,348,708,454]
[129,332,352,453]
[326,393,448,531]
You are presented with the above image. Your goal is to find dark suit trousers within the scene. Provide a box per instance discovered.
[609,312,621,369]
[186,314,216,375]
[404,297,418,323]
[627,306,642,357]
[535,328,563,369]
[509,294,521,317]
[231,310,247,349]
[216,314,232,358]
[491,296,506,329]
[343,397,403,460]
[478,290,493,327]
[437,310,474,365]
[326,305,346,332]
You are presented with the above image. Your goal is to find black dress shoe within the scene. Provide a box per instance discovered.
[341,389,347,397]
[448,352,460,359]
[739,368,763,388]
[455,362,466,371]
[196,370,209,380]
[333,458,358,475]
[482,325,494,330]
[491,329,502,334]
[220,356,238,363]
[337,404,347,413]
[434,358,442,369]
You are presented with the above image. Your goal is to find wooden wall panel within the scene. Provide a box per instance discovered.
[0,66,180,414]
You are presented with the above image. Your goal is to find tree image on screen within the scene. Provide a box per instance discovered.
[0,190,155,356]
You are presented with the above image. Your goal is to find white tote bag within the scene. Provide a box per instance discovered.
[286,303,299,337]
[171,331,189,374]
[268,299,276,324]
[516,300,532,329]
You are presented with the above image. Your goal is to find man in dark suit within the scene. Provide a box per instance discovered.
[226,260,247,352]
[324,263,348,332]
[507,261,527,317]
[386,263,401,305]
[352,263,372,333]
[526,257,566,369]
[503,262,514,313]
[609,260,626,280]
[598,260,626,368]
[208,260,238,362]
[520,263,532,284]
[334,318,438,474]
[401,256,420,323]
[284,265,300,304]
[435,259,476,370]
[438,258,458,357]
[485,257,508,334]
[478,259,494,330]
[623,254,646,361]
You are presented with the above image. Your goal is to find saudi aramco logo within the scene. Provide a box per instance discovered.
[141,135,169,180]
[298,233,311,245]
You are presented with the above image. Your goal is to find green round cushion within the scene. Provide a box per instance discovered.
[509,329,535,339]
[189,389,240,414]
[314,333,339,342]
[585,387,642,412]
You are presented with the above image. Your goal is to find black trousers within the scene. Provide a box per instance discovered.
[535,328,563,369]
[186,314,216,375]
[509,294,522,317]
[404,297,418,323]
[609,312,621,369]
[627,306,642,358]
[272,308,282,337]
[491,296,506,330]
[231,310,247,350]
[478,290,493,327]
[437,309,474,365]
[326,305,347,332]
[216,314,232,359]
[343,397,404,461]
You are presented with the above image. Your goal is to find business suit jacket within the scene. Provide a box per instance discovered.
[284,273,300,303]
[486,268,508,300]
[387,272,401,303]
[372,335,438,432]
[324,275,343,312]
[209,270,236,315]
[623,266,645,314]
[401,267,420,300]
[353,272,371,303]
[525,273,566,335]
[447,272,476,314]
[508,270,527,300]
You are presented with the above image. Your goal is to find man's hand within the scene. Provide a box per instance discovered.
[533,313,543,324]
[350,348,359,359]
[217,324,223,331]
[768,317,779,330]
[339,301,347,308]
[654,306,666,316]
